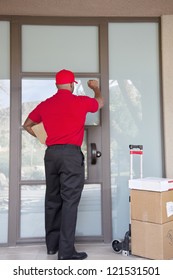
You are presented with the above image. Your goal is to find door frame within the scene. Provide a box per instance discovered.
[8,16,112,246]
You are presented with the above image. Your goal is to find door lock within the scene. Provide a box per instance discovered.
[91,143,102,164]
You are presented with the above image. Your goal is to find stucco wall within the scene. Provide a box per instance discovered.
[0,0,173,17]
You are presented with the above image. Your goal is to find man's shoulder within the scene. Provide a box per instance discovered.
[40,93,57,105]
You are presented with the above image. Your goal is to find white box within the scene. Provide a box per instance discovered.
[129,177,173,192]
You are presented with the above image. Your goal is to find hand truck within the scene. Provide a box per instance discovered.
[112,144,143,256]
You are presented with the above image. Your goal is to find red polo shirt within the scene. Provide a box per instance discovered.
[28,89,99,146]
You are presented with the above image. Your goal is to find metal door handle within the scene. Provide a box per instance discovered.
[91,143,102,164]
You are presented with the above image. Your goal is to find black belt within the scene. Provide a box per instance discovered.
[48,144,81,151]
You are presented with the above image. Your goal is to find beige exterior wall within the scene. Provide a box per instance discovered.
[0,0,173,17]
[1,1,173,177]
[161,15,173,178]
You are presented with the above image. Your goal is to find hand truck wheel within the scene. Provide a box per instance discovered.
[112,239,122,253]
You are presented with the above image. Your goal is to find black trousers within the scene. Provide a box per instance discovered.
[44,144,84,258]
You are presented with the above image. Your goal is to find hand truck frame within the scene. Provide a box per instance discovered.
[112,144,143,256]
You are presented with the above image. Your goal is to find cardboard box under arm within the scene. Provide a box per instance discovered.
[32,122,47,144]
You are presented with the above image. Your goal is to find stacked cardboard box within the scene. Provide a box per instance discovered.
[129,178,173,259]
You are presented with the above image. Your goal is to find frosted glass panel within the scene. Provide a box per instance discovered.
[20,184,101,238]
[20,185,45,238]
[22,25,98,72]
[0,22,10,79]
[0,21,10,243]
[109,23,162,240]
[76,184,102,236]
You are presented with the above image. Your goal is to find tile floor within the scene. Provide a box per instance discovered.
[0,243,145,260]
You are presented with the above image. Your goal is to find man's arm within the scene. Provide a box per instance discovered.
[22,117,38,137]
[87,80,104,109]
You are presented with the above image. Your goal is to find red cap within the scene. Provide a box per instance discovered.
[56,69,78,85]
